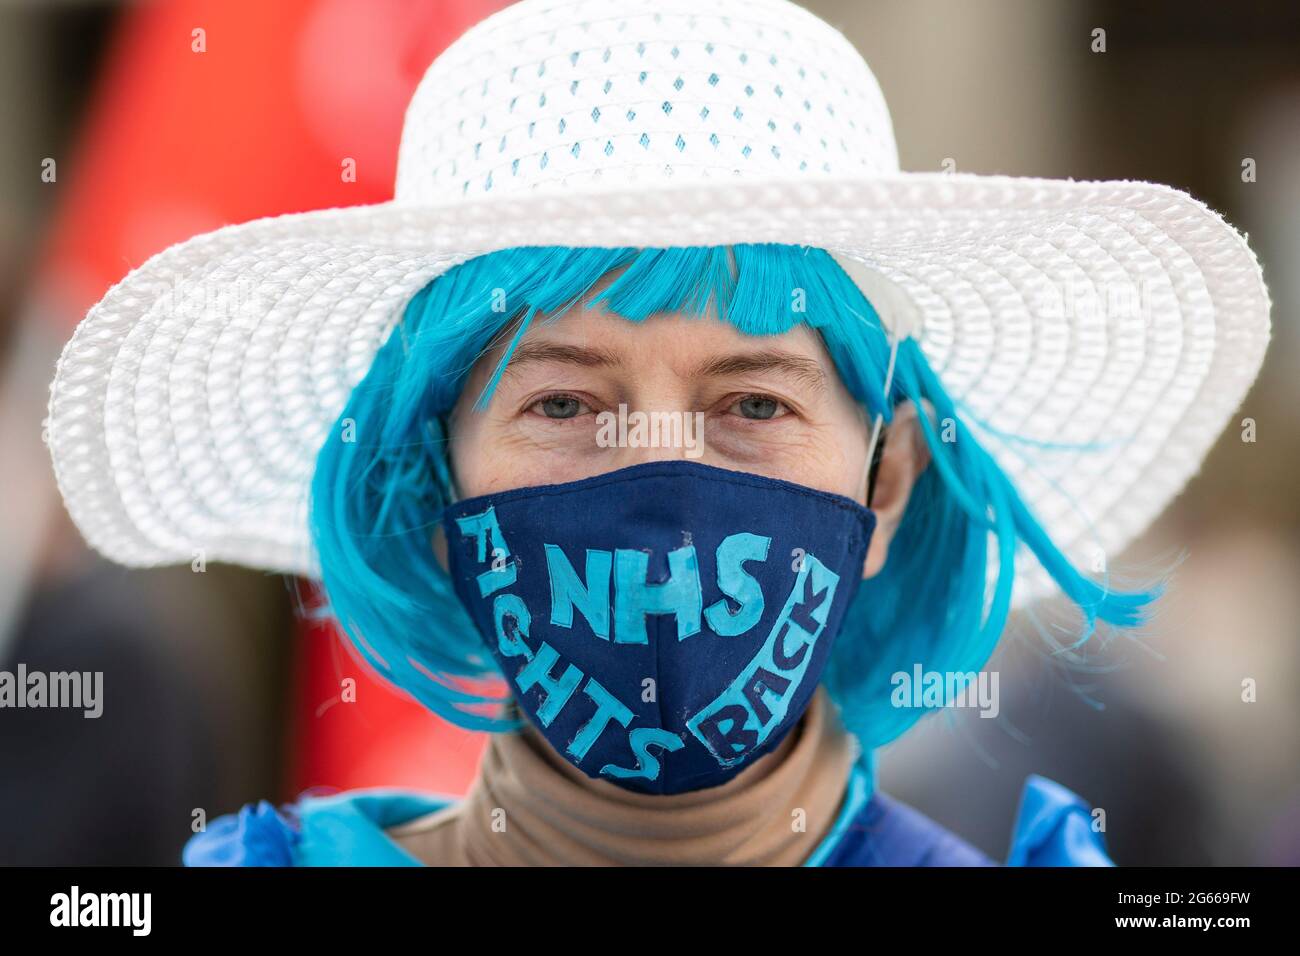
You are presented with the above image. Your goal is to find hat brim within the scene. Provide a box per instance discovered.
[46,172,1270,604]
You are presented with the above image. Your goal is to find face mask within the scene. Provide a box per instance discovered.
[442,461,875,795]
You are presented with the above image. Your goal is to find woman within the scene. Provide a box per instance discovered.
[46,0,1269,866]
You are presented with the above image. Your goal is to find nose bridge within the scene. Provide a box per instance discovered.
[601,349,695,465]
[611,403,709,466]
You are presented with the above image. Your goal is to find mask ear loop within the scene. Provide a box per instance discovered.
[861,330,900,508]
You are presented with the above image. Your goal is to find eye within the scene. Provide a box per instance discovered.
[731,394,787,421]
[530,393,589,420]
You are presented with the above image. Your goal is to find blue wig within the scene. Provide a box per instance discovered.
[308,244,1159,753]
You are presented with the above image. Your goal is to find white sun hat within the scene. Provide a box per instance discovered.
[46,0,1270,603]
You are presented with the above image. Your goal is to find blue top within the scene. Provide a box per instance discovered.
[184,769,1113,867]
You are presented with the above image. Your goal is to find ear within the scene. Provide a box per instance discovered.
[863,401,932,579]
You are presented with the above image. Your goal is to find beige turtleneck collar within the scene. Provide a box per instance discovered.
[387,687,857,866]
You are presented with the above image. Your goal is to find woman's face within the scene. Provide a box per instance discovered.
[448,291,929,577]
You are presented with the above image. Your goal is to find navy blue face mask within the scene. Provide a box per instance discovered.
[442,461,875,795]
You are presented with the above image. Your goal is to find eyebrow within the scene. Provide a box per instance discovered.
[692,349,827,394]
[497,340,625,376]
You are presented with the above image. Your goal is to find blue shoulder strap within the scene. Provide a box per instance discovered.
[810,768,1113,867]
[183,800,299,867]
[1005,774,1114,867]
[809,768,995,867]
